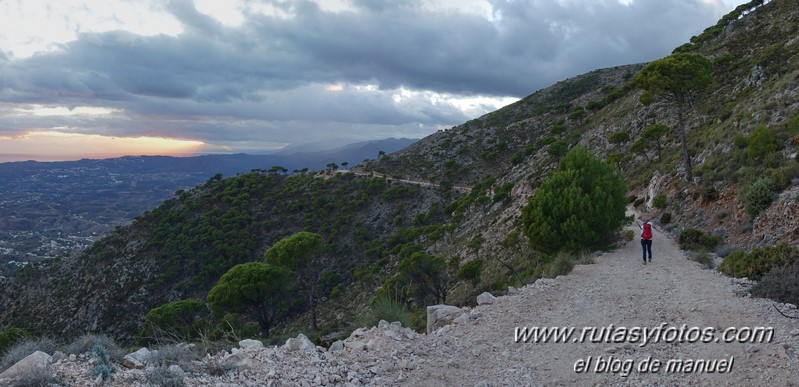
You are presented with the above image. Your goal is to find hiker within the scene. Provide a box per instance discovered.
[640,220,653,264]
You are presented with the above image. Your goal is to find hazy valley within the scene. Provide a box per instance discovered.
[0,138,415,278]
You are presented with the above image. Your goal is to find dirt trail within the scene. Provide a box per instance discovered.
[12,217,799,386]
[400,219,799,386]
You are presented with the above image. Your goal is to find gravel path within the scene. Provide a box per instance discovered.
[400,221,799,386]
[7,219,798,386]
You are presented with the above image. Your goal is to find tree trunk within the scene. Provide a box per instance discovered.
[254,306,271,337]
[655,140,662,162]
[677,105,693,181]
[498,256,522,285]
[309,288,318,331]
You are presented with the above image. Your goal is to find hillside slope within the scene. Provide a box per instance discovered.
[1,0,798,344]
[363,0,799,275]
[0,172,456,341]
[21,218,799,386]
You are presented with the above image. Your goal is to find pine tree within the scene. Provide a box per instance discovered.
[521,147,627,254]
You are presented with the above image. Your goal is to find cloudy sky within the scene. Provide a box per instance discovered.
[0,0,747,162]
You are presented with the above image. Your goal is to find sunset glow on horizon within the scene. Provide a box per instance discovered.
[0,131,207,162]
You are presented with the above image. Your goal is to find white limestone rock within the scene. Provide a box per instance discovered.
[477,292,496,305]
[0,351,52,381]
[426,304,465,334]
[122,354,145,369]
[285,333,316,351]
[239,339,264,350]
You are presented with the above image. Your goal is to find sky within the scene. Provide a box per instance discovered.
[0,0,749,162]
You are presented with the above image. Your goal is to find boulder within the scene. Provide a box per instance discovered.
[284,333,316,351]
[122,354,145,369]
[127,347,151,364]
[0,351,52,381]
[426,305,464,334]
[238,339,264,350]
[477,292,496,305]
[329,341,345,352]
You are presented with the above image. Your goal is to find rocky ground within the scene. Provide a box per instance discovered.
[2,218,798,386]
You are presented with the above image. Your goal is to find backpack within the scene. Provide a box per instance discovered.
[642,223,653,240]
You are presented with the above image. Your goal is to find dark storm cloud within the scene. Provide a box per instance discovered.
[0,0,731,147]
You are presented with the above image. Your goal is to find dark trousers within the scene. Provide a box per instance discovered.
[641,239,652,261]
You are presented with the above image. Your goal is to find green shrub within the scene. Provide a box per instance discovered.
[510,151,525,165]
[609,131,631,144]
[92,363,114,382]
[138,299,211,345]
[718,244,799,280]
[633,197,645,207]
[569,109,586,121]
[751,262,799,306]
[624,230,635,242]
[689,250,715,269]
[736,166,762,187]
[652,194,668,209]
[457,259,483,287]
[397,252,451,304]
[550,122,567,135]
[701,234,723,250]
[212,313,260,341]
[500,231,520,248]
[0,328,31,356]
[701,186,720,201]
[765,164,799,191]
[744,178,774,219]
[89,342,118,381]
[678,228,721,251]
[493,182,515,203]
[65,334,123,363]
[547,141,568,157]
[714,245,735,258]
[490,278,507,291]
[733,133,747,148]
[544,253,575,278]
[521,147,627,254]
[575,252,596,265]
[660,212,672,224]
[368,295,414,329]
[607,152,629,165]
[747,125,780,160]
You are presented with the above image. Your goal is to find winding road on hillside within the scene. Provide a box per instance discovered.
[400,217,799,386]
[347,169,472,193]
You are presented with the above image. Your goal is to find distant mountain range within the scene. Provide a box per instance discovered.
[0,137,418,176]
